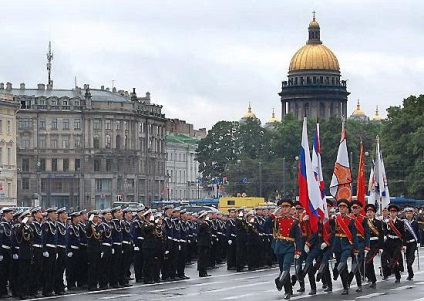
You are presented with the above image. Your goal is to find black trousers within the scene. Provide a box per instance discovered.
[406,242,417,278]
[66,249,80,289]
[110,245,122,286]
[54,247,66,293]
[30,247,43,295]
[365,242,379,283]
[143,248,155,283]
[170,241,179,278]
[121,243,133,285]
[76,245,88,287]
[177,242,187,277]
[42,247,57,295]
[134,247,144,282]
[99,247,112,287]
[19,259,32,298]
[227,241,237,269]
[0,249,11,296]
[87,251,100,290]
[198,246,210,276]
[387,238,402,280]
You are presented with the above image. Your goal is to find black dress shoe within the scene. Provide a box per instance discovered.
[356,286,362,292]
[395,279,400,283]
[369,282,376,289]
[309,290,316,295]
[341,289,349,295]
[275,278,283,291]
[284,293,291,300]
[297,287,305,293]
[324,286,332,292]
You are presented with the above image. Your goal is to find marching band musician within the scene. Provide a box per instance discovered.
[121,207,134,287]
[245,210,260,271]
[77,210,88,289]
[141,209,157,284]
[364,204,384,288]
[235,208,248,272]
[131,205,146,283]
[266,198,302,300]
[384,204,405,283]
[160,205,174,281]
[403,207,420,280]
[330,199,358,295]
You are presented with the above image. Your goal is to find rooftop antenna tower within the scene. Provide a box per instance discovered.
[47,41,54,87]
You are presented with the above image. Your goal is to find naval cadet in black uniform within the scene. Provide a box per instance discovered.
[66,211,81,291]
[403,207,420,280]
[110,207,124,288]
[29,207,43,297]
[225,208,237,270]
[197,211,212,277]
[54,207,68,295]
[0,207,14,298]
[42,207,58,297]
[86,210,102,291]
[364,204,383,288]
[16,210,33,300]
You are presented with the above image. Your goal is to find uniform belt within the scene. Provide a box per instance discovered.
[46,244,56,248]
[80,243,88,246]
[113,242,122,246]
[230,234,236,237]
[57,245,66,249]
[388,234,399,239]
[357,234,364,238]
[122,241,131,245]
[14,247,19,250]
[217,232,223,235]
[137,237,144,240]
[407,239,416,243]
[1,245,11,250]
[102,243,112,247]
[173,238,179,242]
[33,244,42,248]
[71,245,79,250]
[167,236,172,240]
[336,234,347,238]
[275,236,295,242]
[370,237,379,241]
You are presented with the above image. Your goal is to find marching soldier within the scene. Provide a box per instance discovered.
[110,207,124,288]
[121,208,134,287]
[42,207,58,297]
[0,207,14,298]
[245,210,260,271]
[235,208,248,272]
[225,208,237,270]
[16,210,33,300]
[77,210,88,289]
[266,199,302,300]
[364,204,384,288]
[331,199,358,295]
[403,207,420,280]
[98,209,113,289]
[86,210,102,291]
[160,205,174,281]
[384,204,405,283]
[29,207,43,297]
[141,209,156,284]
[66,211,81,291]
[131,205,146,283]
[197,211,212,277]
[348,200,370,292]
[177,209,190,279]
[54,208,68,295]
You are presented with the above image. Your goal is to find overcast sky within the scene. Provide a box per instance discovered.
[0,0,423,130]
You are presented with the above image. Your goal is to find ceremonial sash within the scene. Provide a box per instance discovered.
[336,215,353,244]
[388,219,402,239]
[404,219,418,241]
[367,219,379,236]
[351,214,365,237]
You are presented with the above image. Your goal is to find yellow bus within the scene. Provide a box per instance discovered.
[218,197,266,212]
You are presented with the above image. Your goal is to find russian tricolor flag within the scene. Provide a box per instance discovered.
[298,117,322,232]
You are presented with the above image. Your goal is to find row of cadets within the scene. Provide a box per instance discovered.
[330,199,359,296]
[348,200,370,292]
[266,198,302,300]
[403,206,420,280]
[364,203,384,288]
[131,205,146,283]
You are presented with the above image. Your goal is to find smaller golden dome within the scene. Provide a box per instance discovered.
[243,103,256,119]
[268,108,278,123]
[309,11,319,28]
[372,106,383,121]
[351,100,366,117]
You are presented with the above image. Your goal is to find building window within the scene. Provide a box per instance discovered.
[39,119,46,129]
[51,139,58,149]
[22,178,30,190]
[105,135,111,148]
[124,135,128,149]
[94,159,101,172]
[93,136,100,149]
[52,158,58,171]
[106,159,113,172]
[75,136,81,148]
[52,118,58,129]
[93,119,101,130]
[105,120,112,130]
[39,136,47,149]
[116,135,121,149]
[21,158,30,171]
[62,136,70,149]
[95,179,112,192]
[116,121,121,130]
[74,119,81,129]
[20,137,30,149]
[63,159,69,171]
[75,159,80,171]
[63,119,70,130]
[39,158,46,171]
[62,100,70,110]
[74,100,80,108]
[19,118,33,129]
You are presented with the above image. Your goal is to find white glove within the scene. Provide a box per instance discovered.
[112,248,115,255]
[238,211,244,217]
[228,240,232,245]
[294,254,300,260]
[165,250,170,255]
[178,245,181,251]
[134,247,140,251]
[13,254,18,260]
[154,219,159,224]
[320,242,327,250]
[43,251,49,258]
[0,255,3,261]
[379,249,383,256]
[89,214,94,222]
[384,236,387,242]
[67,252,73,258]
[22,217,29,224]
[150,215,155,222]
[302,215,309,221]
[101,252,104,258]
[188,240,191,244]
[402,246,406,252]
[205,216,210,221]
[364,249,369,256]
[250,218,255,223]
[304,245,310,253]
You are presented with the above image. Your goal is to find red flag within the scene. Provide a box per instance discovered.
[356,139,366,214]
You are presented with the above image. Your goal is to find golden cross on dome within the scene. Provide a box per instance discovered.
[312,11,316,20]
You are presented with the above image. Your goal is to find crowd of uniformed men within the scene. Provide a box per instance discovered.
[0,199,423,300]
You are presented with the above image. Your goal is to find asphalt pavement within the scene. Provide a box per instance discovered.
[22,249,424,301]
